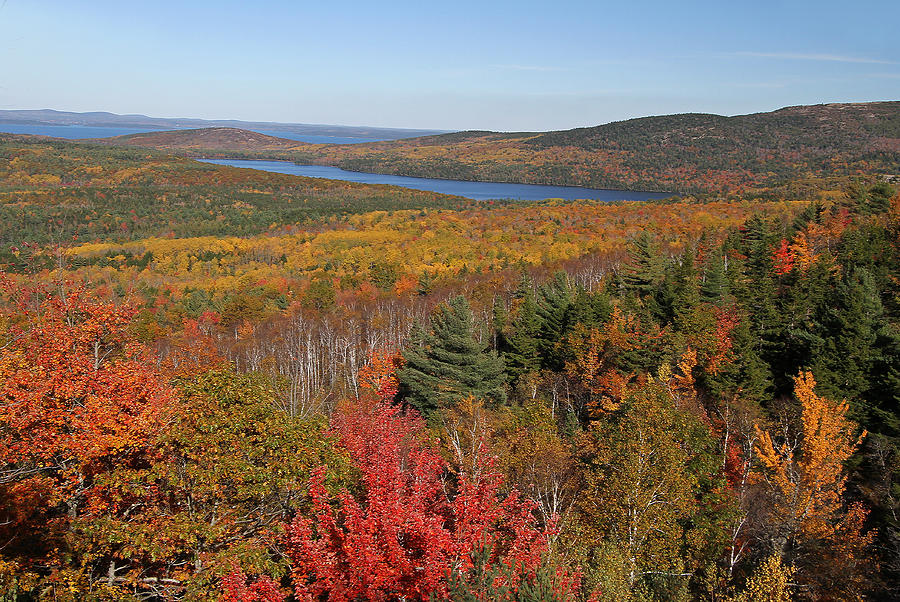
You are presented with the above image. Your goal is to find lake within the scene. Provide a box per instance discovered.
[199,159,673,202]
[0,123,386,144]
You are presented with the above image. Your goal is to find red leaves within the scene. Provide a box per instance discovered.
[772,238,795,275]
[221,565,284,602]
[706,305,741,375]
[286,402,556,601]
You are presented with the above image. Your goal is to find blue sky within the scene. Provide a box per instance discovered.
[1,0,897,131]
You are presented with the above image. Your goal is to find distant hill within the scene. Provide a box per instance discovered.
[278,101,900,195]
[95,127,305,151]
[88,102,900,195]
[0,109,446,140]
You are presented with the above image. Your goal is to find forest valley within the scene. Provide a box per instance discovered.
[1,135,900,601]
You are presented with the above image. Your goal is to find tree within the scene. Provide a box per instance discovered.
[399,296,506,421]
[75,369,350,599]
[753,371,875,599]
[575,372,728,599]
[535,272,574,371]
[0,283,175,597]
[286,401,573,601]
[621,231,664,298]
[700,248,728,304]
[504,285,543,379]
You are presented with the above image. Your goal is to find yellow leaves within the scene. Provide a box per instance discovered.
[727,555,793,602]
[754,371,865,542]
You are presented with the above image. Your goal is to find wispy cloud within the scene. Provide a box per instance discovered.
[736,51,896,65]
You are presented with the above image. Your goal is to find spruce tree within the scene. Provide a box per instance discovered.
[398,296,506,422]
[811,268,883,414]
[622,231,664,298]
[504,286,542,379]
[700,248,728,304]
[535,272,573,371]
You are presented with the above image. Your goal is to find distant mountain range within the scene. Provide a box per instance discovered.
[0,109,446,140]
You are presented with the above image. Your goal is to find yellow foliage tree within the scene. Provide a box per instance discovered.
[753,371,874,600]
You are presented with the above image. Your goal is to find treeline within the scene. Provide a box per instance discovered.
[1,182,898,599]
[0,136,476,260]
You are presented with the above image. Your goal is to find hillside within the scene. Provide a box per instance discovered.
[100,102,900,195]
[296,101,900,195]
[95,127,305,151]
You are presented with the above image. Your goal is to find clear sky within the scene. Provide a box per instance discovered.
[1,0,897,131]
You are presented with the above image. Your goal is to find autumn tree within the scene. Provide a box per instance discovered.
[75,369,350,599]
[0,283,174,597]
[753,371,875,599]
[286,400,576,601]
[574,371,729,600]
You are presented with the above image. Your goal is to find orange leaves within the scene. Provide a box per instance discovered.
[0,285,174,496]
[754,371,867,542]
[357,350,404,402]
[565,308,645,416]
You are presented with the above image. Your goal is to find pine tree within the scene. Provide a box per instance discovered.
[811,268,883,413]
[504,286,542,379]
[673,246,702,334]
[535,272,573,371]
[701,248,728,304]
[622,231,664,298]
[398,296,506,422]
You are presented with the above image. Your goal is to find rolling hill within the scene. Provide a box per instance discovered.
[95,102,900,195]
[94,127,305,151]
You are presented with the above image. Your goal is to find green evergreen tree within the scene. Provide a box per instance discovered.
[504,286,543,379]
[811,268,883,415]
[568,285,612,329]
[622,231,664,298]
[398,296,506,422]
[672,246,702,334]
[700,249,728,304]
[535,272,574,371]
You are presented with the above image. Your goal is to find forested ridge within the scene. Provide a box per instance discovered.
[97,102,900,196]
[1,135,899,600]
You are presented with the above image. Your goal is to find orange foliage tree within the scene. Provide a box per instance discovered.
[0,281,174,589]
[753,371,875,599]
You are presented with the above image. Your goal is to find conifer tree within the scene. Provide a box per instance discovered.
[535,272,574,371]
[398,296,506,421]
[504,286,542,379]
[701,249,728,304]
[673,246,702,333]
[811,267,882,410]
[622,231,664,298]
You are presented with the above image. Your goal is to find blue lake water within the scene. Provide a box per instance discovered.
[0,123,386,144]
[200,159,673,202]
[0,123,170,139]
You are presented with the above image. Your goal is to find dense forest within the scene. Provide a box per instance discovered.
[98,102,900,196]
[1,134,899,601]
